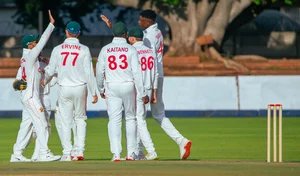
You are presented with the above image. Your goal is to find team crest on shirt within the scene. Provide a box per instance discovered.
[40,107,44,112]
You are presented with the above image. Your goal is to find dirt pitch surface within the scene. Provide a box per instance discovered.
[1,160,300,176]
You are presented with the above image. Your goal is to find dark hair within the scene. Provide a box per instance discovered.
[140,9,157,21]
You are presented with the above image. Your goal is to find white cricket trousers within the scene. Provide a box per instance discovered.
[32,94,52,157]
[14,96,50,155]
[59,84,87,155]
[150,78,184,145]
[54,86,78,154]
[136,89,155,154]
[106,82,137,156]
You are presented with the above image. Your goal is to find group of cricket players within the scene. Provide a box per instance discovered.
[10,9,192,162]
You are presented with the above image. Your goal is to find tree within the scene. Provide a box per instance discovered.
[13,0,102,35]
[14,0,297,71]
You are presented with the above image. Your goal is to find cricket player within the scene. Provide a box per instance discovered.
[127,27,159,160]
[101,11,192,160]
[96,22,149,162]
[45,21,98,161]
[10,10,61,162]
[139,9,192,160]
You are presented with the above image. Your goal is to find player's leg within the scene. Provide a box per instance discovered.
[71,118,78,160]
[150,78,192,160]
[11,104,34,162]
[42,94,51,135]
[58,86,74,161]
[31,94,52,161]
[136,89,157,160]
[54,87,64,143]
[72,85,87,161]
[106,83,123,162]
[23,97,60,162]
[122,82,138,160]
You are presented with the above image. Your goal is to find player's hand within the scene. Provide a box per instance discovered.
[41,57,50,65]
[142,95,149,104]
[92,95,98,104]
[48,10,55,24]
[100,93,105,99]
[151,89,157,104]
[100,15,112,28]
[41,79,45,87]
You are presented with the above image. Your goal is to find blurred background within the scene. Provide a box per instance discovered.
[0,0,300,117]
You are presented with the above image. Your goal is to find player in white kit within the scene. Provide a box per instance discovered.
[10,10,61,162]
[127,27,159,160]
[13,57,55,162]
[138,10,192,160]
[45,21,98,161]
[96,22,148,162]
[100,11,192,159]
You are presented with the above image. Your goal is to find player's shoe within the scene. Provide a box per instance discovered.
[179,138,192,160]
[60,155,72,162]
[10,154,31,162]
[70,148,76,160]
[111,154,121,162]
[145,152,159,160]
[73,151,84,161]
[36,152,61,162]
[31,153,38,162]
[126,153,138,161]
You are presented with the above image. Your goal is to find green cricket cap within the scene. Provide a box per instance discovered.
[21,34,39,49]
[66,21,81,34]
[112,22,128,36]
[128,27,144,39]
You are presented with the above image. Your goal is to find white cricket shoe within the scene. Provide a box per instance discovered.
[73,151,84,161]
[36,152,61,162]
[145,152,159,160]
[31,153,38,162]
[179,138,192,160]
[70,148,77,160]
[126,153,138,161]
[111,154,121,162]
[60,155,72,162]
[10,154,31,162]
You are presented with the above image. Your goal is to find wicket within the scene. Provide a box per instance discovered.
[267,104,282,163]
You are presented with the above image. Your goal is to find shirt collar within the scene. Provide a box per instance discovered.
[144,23,158,34]
[132,41,144,47]
[112,37,127,43]
[64,38,80,43]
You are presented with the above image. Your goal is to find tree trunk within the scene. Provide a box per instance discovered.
[203,0,250,72]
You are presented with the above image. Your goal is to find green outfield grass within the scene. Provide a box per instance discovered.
[0,117,300,175]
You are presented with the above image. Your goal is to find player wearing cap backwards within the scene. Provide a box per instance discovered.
[127,27,159,160]
[10,10,61,162]
[101,10,192,160]
[45,21,98,161]
[96,22,149,162]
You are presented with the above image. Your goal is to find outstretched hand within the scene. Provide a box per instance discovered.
[48,10,55,24]
[100,15,112,28]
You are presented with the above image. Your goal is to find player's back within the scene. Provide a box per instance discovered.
[100,38,138,83]
[54,38,90,86]
[143,23,164,77]
[133,42,156,89]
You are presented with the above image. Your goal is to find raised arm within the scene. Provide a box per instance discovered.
[100,15,113,28]
[28,10,55,65]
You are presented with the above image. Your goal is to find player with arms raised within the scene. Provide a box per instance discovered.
[10,10,60,162]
